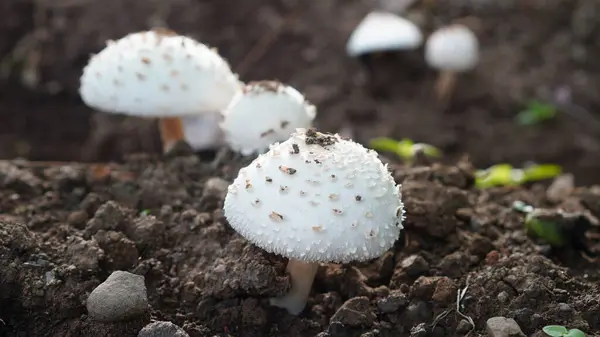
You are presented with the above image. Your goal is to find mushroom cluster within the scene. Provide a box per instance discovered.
[80,28,318,154]
[346,9,480,100]
[223,128,404,315]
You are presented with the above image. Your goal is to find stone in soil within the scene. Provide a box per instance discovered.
[486,317,526,337]
[138,321,190,337]
[87,270,149,322]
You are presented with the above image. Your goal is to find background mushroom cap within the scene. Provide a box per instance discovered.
[220,81,317,156]
[425,24,480,72]
[79,29,243,117]
[223,128,404,263]
[346,11,423,57]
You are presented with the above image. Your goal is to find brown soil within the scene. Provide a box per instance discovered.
[1,0,600,337]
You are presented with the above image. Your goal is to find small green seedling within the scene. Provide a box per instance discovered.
[542,325,586,337]
[516,100,558,125]
[369,137,441,165]
[140,209,151,216]
[475,163,562,189]
[513,201,566,247]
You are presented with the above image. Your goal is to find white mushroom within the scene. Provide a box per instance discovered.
[79,28,242,153]
[424,24,479,100]
[180,113,224,151]
[220,81,317,156]
[346,11,423,57]
[223,128,404,315]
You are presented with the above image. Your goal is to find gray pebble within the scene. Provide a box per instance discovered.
[138,321,189,337]
[486,317,526,337]
[87,270,148,322]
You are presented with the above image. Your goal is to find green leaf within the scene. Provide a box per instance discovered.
[413,143,442,158]
[522,164,562,182]
[516,101,558,126]
[565,328,586,337]
[370,137,402,154]
[524,215,566,247]
[475,164,523,189]
[542,325,568,337]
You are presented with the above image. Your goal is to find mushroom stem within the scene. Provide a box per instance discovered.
[270,259,319,315]
[435,70,457,100]
[158,117,185,153]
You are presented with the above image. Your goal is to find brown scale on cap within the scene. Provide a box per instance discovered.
[305,129,337,147]
[280,120,290,128]
[278,165,297,175]
[290,143,300,154]
[260,129,276,138]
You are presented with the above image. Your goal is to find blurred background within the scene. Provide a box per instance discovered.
[0,0,599,183]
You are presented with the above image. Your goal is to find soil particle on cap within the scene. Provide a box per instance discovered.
[304,128,338,147]
[249,80,282,93]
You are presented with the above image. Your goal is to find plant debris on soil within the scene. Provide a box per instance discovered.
[1,0,600,336]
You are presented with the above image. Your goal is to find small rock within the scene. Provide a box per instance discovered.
[431,277,457,304]
[67,210,89,229]
[330,297,375,327]
[138,321,189,337]
[486,317,526,337]
[87,271,148,322]
[546,174,574,203]
[377,290,408,313]
[400,255,429,277]
[203,177,230,199]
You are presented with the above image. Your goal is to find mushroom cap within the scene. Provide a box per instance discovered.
[181,112,225,151]
[220,81,317,156]
[223,128,404,263]
[425,24,479,72]
[79,28,242,117]
[346,11,423,57]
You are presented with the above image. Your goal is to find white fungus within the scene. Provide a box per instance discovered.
[223,128,404,315]
[424,24,479,99]
[180,113,224,151]
[220,81,317,156]
[346,11,423,57]
[79,28,242,152]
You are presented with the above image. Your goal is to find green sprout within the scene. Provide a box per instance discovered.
[475,163,562,189]
[140,209,151,216]
[369,137,441,165]
[513,201,566,247]
[516,100,558,125]
[543,325,586,337]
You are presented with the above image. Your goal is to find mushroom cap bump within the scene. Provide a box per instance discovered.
[223,128,404,264]
[425,24,479,72]
[79,29,242,117]
[346,11,423,57]
[220,81,317,156]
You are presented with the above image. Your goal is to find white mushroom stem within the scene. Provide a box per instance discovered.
[435,70,457,100]
[270,259,319,315]
[158,117,185,153]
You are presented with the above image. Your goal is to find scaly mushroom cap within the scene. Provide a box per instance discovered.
[79,28,242,117]
[223,128,404,263]
[425,24,479,72]
[346,11,423,57]
[220,81,317,156]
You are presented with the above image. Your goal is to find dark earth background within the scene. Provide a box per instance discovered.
[1,0,600,336]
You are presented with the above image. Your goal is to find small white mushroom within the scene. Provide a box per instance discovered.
[220,81,317,156]
[223,128,405,315]
[346,11,423,57]
[425,24,479,100]
[79,28,243,153]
